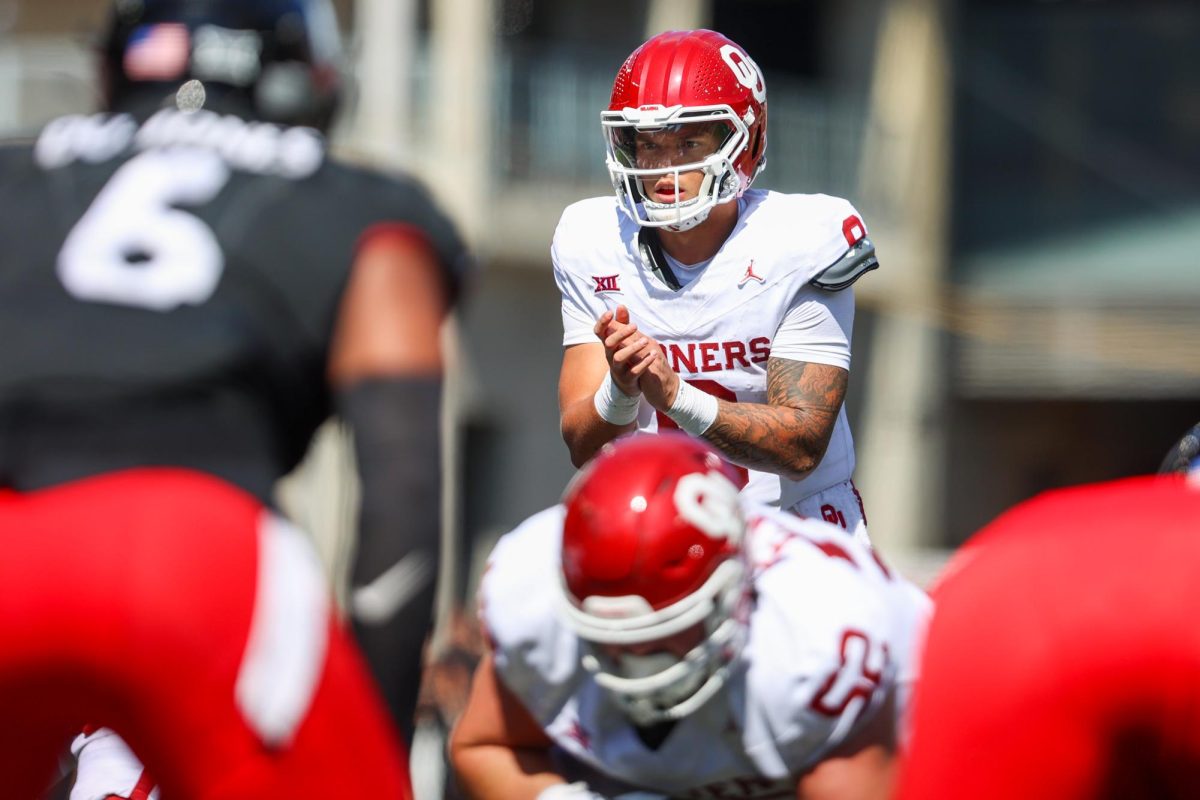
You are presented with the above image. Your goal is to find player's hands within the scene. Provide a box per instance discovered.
[70,728,156,800]
[593,304,682,415]
[594,305,654,397]
[630,330,680,413]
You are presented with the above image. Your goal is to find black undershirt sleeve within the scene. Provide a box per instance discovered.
[336,376,443,743]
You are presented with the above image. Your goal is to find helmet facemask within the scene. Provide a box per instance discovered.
[560,434,750,727]
[603,107,749,232]
[563,556,750,727]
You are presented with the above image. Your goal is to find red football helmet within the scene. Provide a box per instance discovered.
[603,29,768,231]
[560,432,750,725]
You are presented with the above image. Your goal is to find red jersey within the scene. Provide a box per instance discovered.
[0,470,410,799]
[896,475,1200,800]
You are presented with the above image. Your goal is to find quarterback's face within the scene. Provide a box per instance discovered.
[633,123,724,203]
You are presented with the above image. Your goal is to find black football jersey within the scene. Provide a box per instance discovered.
[0,108,467,499]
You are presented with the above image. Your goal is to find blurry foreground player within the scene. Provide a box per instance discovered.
[896,464,1200,799]
[0,0,467,797]
[450,433,929,800]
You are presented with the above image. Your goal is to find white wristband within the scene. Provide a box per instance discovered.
[665,380,719,436]
[537,781,607,800]
[593,372,640,426]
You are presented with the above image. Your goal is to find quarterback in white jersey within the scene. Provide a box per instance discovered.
[450,434,930,800]
[555,30,878,545]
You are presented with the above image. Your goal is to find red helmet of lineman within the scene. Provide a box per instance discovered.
[560,433,751,725]
[604,29,769,231]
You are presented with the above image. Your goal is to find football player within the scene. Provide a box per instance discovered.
[896,466,1200,799]
[0,0,468,797]
[449,433,930,800]
[555,30,878,546]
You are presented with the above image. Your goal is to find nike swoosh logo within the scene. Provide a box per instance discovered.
[351,550,436,625]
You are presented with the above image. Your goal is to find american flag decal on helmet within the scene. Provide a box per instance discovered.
[124,24,191,82]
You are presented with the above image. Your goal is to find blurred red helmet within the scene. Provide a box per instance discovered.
[560,432,749,724]
[603,29,768,231]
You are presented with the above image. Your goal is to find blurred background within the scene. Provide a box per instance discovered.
[2,0,1197,795]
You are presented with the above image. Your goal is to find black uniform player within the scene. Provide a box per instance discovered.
[0,0,467,797]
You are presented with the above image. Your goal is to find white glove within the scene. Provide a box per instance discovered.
[70,728,159,800]
[537,783,608,800]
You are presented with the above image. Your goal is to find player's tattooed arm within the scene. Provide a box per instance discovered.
[702,357,846,481]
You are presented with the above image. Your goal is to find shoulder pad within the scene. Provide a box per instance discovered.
[810,237,878,291]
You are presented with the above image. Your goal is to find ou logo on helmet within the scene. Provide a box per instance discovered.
[675,471,743,544]
[719,45,766,104]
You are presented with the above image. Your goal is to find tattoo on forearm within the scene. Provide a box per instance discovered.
[703,358,847,479]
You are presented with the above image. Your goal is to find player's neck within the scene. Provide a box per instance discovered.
[657,201,739,266]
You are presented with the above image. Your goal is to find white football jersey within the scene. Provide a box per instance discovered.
[552,189,870,511]
[479,504,931,799]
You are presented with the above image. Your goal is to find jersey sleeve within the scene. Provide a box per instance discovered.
[242,159,471,354]
[551,201,609,347]
[741,511,920,776]
[477,505,583,724]
[768,283,854,368]
[351,167,473,304]
[776,629,897,773]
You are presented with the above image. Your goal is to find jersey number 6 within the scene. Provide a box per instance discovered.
[57,149,231,312]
